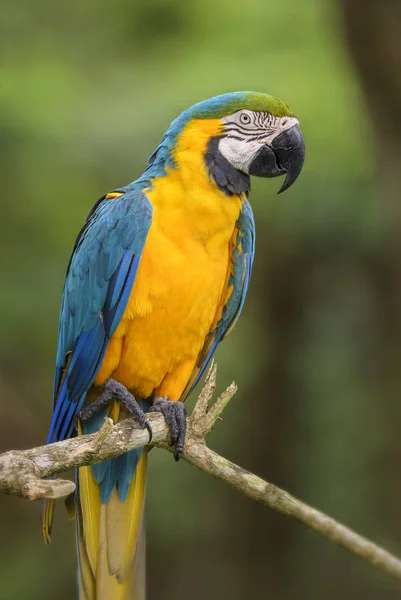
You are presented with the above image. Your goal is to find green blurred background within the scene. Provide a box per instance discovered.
[1,0,401,598]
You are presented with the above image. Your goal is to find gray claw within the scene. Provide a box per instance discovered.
[78,378,152,443]
[149,397,186,460]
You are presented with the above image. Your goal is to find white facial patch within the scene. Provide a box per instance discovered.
[218,137,262,173]
[218,112,299,173]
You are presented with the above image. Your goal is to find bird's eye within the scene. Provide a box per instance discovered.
[240,112,251,125]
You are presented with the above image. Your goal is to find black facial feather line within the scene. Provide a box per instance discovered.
[205,137,250,196]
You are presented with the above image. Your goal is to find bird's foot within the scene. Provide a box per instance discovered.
[149,397,186,461]
[79,378,152,442]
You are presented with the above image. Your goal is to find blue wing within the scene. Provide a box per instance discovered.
[47,189,153,445]
[181,199,255,400]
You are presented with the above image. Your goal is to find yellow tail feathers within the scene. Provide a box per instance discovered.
[77,451,147,600]
[42,400,147,599]
[41,497,55,545]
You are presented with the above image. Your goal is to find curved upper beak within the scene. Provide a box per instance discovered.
[248,123,305,194]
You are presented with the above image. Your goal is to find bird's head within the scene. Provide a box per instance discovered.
[168,91,305,195]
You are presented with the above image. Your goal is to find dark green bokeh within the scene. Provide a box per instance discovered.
[1,0,400,599]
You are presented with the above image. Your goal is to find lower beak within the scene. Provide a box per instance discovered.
[248,124,305,193]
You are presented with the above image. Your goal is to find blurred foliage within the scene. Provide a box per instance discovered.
[0,0,400,599]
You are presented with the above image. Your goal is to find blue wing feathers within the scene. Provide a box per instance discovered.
[220,199,255,338]
[108,251,133,310]
[103,252,141,337]
[48,190,152,448]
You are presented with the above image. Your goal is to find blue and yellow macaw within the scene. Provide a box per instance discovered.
[42,91,304,599]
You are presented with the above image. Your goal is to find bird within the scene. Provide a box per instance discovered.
[41,91,305,599]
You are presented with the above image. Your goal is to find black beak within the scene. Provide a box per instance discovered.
[248,124,305,194]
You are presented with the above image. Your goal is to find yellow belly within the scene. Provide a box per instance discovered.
[95,227,227,399]
[94,117,244,400]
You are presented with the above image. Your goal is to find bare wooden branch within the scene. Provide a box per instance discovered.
[1,364,401,583]
[205,380,237,433]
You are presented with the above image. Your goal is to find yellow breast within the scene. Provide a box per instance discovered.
[95,119,244,400]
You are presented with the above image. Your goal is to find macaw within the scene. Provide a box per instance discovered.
[41,91,305,599]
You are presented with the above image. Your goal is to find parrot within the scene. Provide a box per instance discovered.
[41,91,305,599]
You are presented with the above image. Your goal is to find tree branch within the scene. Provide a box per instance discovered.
[1,362,401,583]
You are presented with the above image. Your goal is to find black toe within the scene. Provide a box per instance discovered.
[149,398,186,459]
[78,378,152,443]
